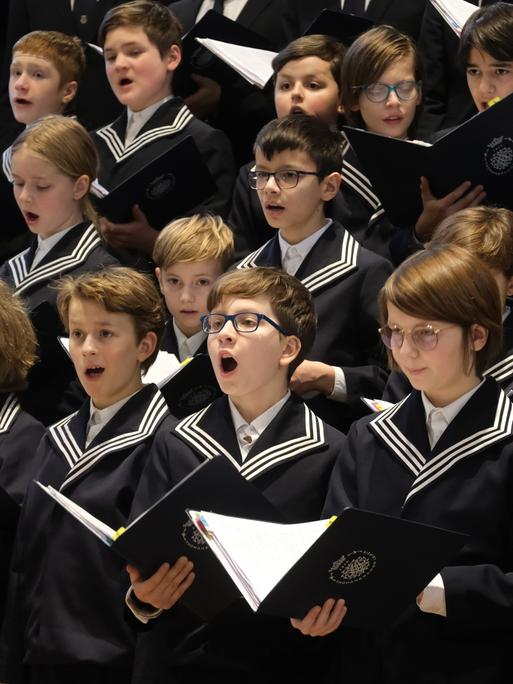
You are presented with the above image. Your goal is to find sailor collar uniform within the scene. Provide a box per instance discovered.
[0,221,116,304]
[324,377,513,682]
[237,222,392,431]
[10,384,176,673]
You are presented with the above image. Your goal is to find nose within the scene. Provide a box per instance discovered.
[478,75,494,96]
[17,185,31,203]
[217,319,237,342]
[385,88,401,106]
[179,284,194,303]
[14,72,28,90]
[81,334,98,355]
[262,173,280,193]
[398,332,419,358]
[114,53,129,70]
[290,82,304,101]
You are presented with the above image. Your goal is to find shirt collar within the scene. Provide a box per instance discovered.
[172,319,207,361]
[88,389,141,430]
[32,224,77,269]
[228,391,290,438]
[126,95,173,135]
[278,218,332,265]
[421,379,485,428]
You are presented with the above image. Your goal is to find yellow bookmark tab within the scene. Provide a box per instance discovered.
[181,357,193,367]
[326,516,337,528]
[488,97,501,107]
[112,527,126,540]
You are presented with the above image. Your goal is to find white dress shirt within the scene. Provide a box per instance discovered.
[125,95,173,146]
[85,390,140,448]
[417,379,484,617]
[173,320,207,362]
[196,0,248,23]
[30,225,76,271]
[228,391,290,461]
[278,220,347,402]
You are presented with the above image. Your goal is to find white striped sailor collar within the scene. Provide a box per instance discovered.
[369,378,513,503]
[342,145,382,212]
[2,145,13,183]
[7,222,101,295]
[0,393,21,434]
[174,394,327,481]
[49,384,169,492]
[237,222,360,294]
[94,97,193,164]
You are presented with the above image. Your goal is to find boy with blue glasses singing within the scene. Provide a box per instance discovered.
[127,266,346,684]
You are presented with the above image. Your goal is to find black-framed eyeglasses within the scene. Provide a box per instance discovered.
[201,312,289,336]
[379,323,455,352]
[248,169,322,190]
[354,80,421,103]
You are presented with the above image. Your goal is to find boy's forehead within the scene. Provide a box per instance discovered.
[277,55,334,79]
[104,24,153,49]
[254,146,316,169]
[11,52,58,70]
[212,295,274,314]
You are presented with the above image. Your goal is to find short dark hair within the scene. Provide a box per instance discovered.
[56,266,166,373]
[207,267,317,375]
[254,114,343,177]
[460,2,513,64]
[272,34,346,92]
[99,0,182,55]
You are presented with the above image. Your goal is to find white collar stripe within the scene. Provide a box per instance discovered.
[0,394,21,434]
[484,354,513,381]
[13,225,99,294]
[54,393,167,490]
[240,406,325,480]
[300,230,359,292]
[175,407,241,469]
[236,243,267,270]
[2,147,13,181]
[342,160,381,209]
[96,105,192,162]
[9,248,32,286]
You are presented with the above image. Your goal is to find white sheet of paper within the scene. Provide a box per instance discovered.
[430,0,478,37]
[195,37,276,88]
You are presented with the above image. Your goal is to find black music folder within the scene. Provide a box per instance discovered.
[189,507,467,629]
[160,353,222,418]
[344,92,513,226]
[92,135,216,229]
[37,456,280,620]
[304,9,374,45]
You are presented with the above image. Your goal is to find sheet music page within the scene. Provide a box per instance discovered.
[195,38,276,88]
[190,512,329,604]
[430,0,478,37]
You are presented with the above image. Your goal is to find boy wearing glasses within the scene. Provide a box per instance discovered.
[126,266,345,684]
[239,114,392,433]
[292,245,513,683]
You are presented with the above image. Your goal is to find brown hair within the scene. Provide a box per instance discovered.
[11,115,98,225]
[56,266,166,372]
[254,114,343,177]
[429,206,513,277]
[341,24,423,128]
[99,0,183,55]
[153,214,234,271]
[207,267,317,375]
[459,2,513,64]
[378,244,503,375]
[12,30,85,87]
[0,282,38,391]
[272,34,346,92]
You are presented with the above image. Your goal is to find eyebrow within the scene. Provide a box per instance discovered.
[467,61,513,67]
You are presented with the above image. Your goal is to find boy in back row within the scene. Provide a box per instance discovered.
[93,0,235,261]
[238,114,392,432]
[127,266,345,684]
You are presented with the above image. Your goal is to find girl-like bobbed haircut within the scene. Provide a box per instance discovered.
[0,281,38,391]
[378,244,503,375]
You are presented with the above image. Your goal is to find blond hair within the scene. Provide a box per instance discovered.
[208,267,317,375]
[13,31,85,88]
[0,282,38,391]
[11,115,99,225]
[378,245,502,375]
[153,214,234,271]
[56,267,166,372]
[429,206,513,277]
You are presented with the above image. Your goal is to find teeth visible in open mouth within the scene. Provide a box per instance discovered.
[221,357,237,372]
[86,367,104,376]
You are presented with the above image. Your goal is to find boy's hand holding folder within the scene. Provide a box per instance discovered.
[127,556,195,611]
